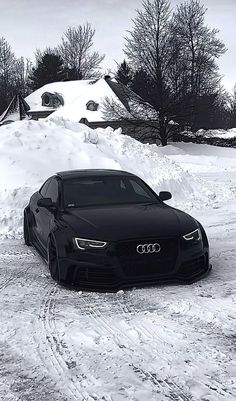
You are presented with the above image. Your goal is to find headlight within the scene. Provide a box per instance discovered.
[74,237,107,250]
[183,228,201,242]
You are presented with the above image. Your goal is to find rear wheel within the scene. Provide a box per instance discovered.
[23,210,32,246]
[48,237,59,282]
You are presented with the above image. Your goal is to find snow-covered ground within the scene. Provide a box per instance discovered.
[0,118,236,400]
[0,199,236,401]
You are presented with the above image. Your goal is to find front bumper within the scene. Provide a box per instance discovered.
[57,239,211,291]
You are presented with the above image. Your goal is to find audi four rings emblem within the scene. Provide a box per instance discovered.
[136,243,161,254]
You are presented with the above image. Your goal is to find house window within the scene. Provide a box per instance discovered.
[86,100,99,111]
[43,95,50,106]
[41,92,64,108]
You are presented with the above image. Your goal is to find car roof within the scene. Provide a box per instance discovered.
[56,169,135,180]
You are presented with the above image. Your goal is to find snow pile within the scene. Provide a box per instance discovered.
[160,142,236,173]
[0,117,234,238]
[196,128,236,139]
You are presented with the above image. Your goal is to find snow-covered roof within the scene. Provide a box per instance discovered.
[25,78,127,122]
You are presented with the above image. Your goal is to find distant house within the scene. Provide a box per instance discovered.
[1,76,159,144]
[25,75,129,122]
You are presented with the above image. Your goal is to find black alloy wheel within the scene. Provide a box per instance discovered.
[48,237,60,281]
[24,211,32,246]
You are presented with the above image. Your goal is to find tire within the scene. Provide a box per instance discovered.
[48,236,60,282]
[23,210,32,246]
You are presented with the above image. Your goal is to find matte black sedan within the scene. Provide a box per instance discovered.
[24,169,211,290]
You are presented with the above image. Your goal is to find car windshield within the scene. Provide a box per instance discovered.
[63,175,159,208]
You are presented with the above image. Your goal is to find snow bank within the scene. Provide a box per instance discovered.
[161,142,236,171]
[0,117,233,238]
[196,128,236,139]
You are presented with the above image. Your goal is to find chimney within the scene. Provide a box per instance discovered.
[104,75,111,81]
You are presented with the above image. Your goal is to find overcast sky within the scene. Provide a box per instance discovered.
[1,0,235,91]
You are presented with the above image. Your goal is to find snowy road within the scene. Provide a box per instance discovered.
[0,201,236,401]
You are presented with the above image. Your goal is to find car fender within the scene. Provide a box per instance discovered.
[49,225,72,258]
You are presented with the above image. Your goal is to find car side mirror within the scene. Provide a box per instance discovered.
[37,198,57,211]
[159,191,172,201]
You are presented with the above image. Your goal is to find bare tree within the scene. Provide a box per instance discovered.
[109,0,176,145]
[14,57,33,96]
[0,37,17,111]
[58,24,105,80]
[229,84,236,128]
[172,1,226,95]
[0,38,33,114]
[102,85,177,146]
[171,0,226,128]
[104,0,227,144]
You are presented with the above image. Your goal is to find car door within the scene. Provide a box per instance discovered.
[30,178,51,245]
[35,177,59,249]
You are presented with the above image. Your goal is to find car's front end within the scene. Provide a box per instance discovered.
[56,222,211,291]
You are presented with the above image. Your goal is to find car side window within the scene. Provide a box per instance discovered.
[130,179,151,198]
[39,179,50,197]
[45,178,59,203]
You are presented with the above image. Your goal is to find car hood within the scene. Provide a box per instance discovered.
[60,203,197,241]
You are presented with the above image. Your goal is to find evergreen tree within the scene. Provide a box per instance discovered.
[115,60,133,86]
[131,69,155,103]
[29,53,65,90]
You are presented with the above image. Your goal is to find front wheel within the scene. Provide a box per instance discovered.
[48,237,60,282]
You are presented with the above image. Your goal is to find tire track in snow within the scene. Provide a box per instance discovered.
[0,246,37,291]
[35,285,103,401]
[130,364,190,401]
[1,240,234,400]
[79,294,192,401]
[80,291,235,401]
[55,286,233,399]
[39,288,190,400]
[121,291,236,400]
[120,292,236,400]
[0,340,67,401]
[36,285,83,400]
[113,299,193,401]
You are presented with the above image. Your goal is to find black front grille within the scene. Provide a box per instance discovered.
[68,265,117,286]
[116,238,178,277]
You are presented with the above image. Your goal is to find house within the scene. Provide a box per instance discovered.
[1,76,159,144]
[25,76,129,122]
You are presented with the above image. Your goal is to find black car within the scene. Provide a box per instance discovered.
[24,169,211,290]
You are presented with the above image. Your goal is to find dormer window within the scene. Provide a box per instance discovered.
[86,100,99,111]
[41,92,64,108]
[43,94,50,106]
